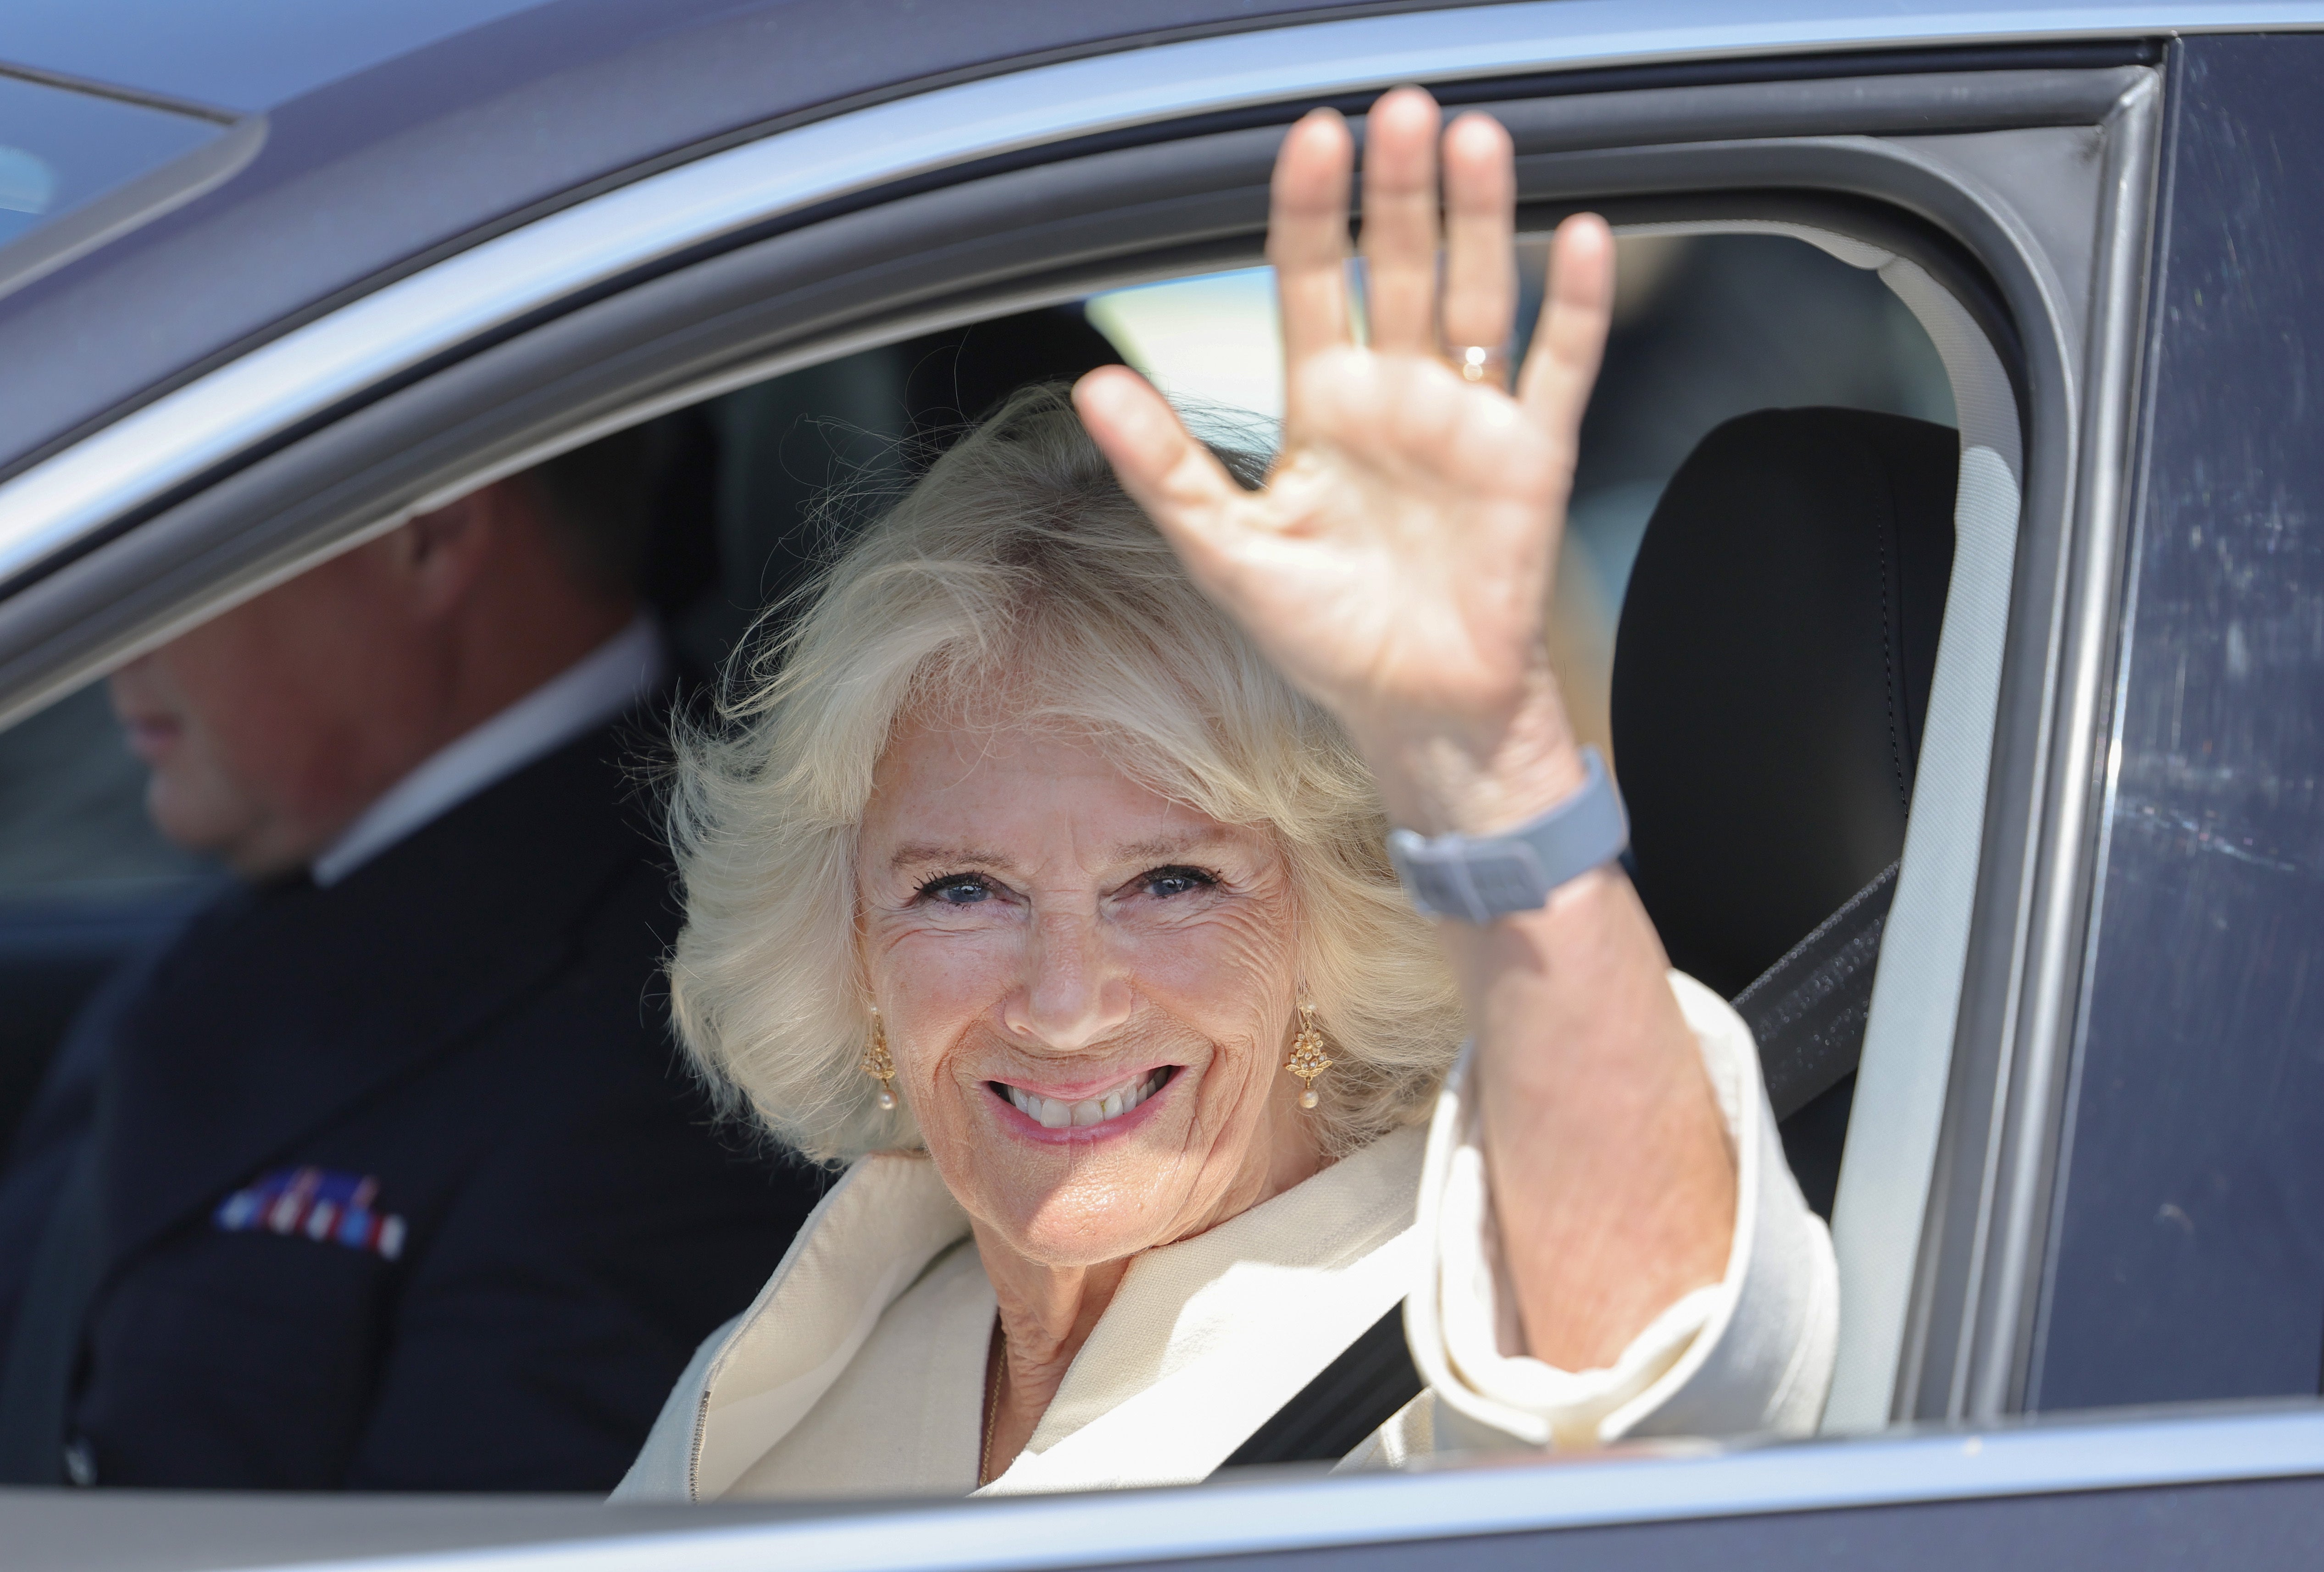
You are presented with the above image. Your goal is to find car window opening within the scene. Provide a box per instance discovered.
[0,224,1993,1495]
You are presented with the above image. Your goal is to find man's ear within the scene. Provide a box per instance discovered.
[394,485,506,616]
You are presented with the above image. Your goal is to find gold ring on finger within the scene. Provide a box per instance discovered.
[1451,344,1508,384]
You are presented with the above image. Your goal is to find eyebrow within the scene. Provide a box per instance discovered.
[887,843,1014,873]
[884,831,1233,873]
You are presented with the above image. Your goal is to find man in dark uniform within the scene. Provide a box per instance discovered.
[0,431,819,1490]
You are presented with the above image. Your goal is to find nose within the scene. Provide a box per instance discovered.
[1002,908,1133,1051]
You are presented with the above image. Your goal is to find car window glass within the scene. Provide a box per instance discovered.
[0,72,222,251]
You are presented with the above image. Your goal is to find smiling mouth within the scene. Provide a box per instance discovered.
[991,1067,1176,1131]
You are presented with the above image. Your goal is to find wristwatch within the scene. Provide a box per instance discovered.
[1386,746,1628,924]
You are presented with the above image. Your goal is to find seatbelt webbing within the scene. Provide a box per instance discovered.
[1734,860,1900,1121]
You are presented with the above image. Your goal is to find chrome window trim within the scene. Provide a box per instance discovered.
[233,1405,2324,1572]
[0,0,2320,590]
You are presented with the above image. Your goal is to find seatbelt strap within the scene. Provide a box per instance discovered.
[1218,1301,1423,1471]
[1734,861,1899,1121]
[0,1133,103,1483]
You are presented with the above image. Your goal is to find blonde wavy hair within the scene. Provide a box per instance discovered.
[666,386,1464,1164]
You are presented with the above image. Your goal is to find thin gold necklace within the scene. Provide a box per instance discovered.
[979,1320,1005,1486]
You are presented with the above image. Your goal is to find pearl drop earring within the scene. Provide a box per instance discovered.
[862,1008,898,1112]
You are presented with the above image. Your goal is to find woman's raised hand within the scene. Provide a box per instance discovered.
[1084,89,1739,1372]
[1075,87,1614,835]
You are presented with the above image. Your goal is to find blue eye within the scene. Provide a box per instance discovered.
[917,874,992,905]
[1143,866,1217,899]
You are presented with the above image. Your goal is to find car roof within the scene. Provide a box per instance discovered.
[0,0,2283,493]
[0,0,1367,482]
[0,0,1391,117]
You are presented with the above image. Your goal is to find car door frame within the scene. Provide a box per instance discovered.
[0,0,2300,1513]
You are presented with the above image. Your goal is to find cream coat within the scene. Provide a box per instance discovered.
[614,973,1838,1501]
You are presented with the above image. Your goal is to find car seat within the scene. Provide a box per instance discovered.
[1611,405,1959,1215]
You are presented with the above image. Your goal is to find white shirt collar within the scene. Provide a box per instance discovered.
[311,614,671,888]
[662,1127,1425,1501]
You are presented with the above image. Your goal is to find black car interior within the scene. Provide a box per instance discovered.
[1614,405,1960,1215]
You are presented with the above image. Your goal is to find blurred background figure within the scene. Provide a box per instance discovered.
[0,425,822,1491]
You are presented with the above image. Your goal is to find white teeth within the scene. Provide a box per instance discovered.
[1008,1086,1070,1128]
[1004,1070,1162,1130]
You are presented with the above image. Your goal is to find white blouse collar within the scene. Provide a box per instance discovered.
[689,1125,1428,1500]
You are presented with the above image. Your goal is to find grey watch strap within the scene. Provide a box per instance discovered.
[1386,746,1628,923]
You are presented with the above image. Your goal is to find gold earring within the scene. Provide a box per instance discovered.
[1285,996,1332,1111]
[862,1008,898,1112]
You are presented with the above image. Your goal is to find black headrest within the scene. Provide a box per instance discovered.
[1610,407,1958,999]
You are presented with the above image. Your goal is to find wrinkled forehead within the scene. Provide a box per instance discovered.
[860,707,1268,877]
[885,640,1221,801]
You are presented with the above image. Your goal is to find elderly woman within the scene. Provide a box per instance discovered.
[616,88,1836,1502]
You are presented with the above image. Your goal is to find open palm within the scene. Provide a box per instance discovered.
[1081,92,1742,1376]
[1076,89,1614,798]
